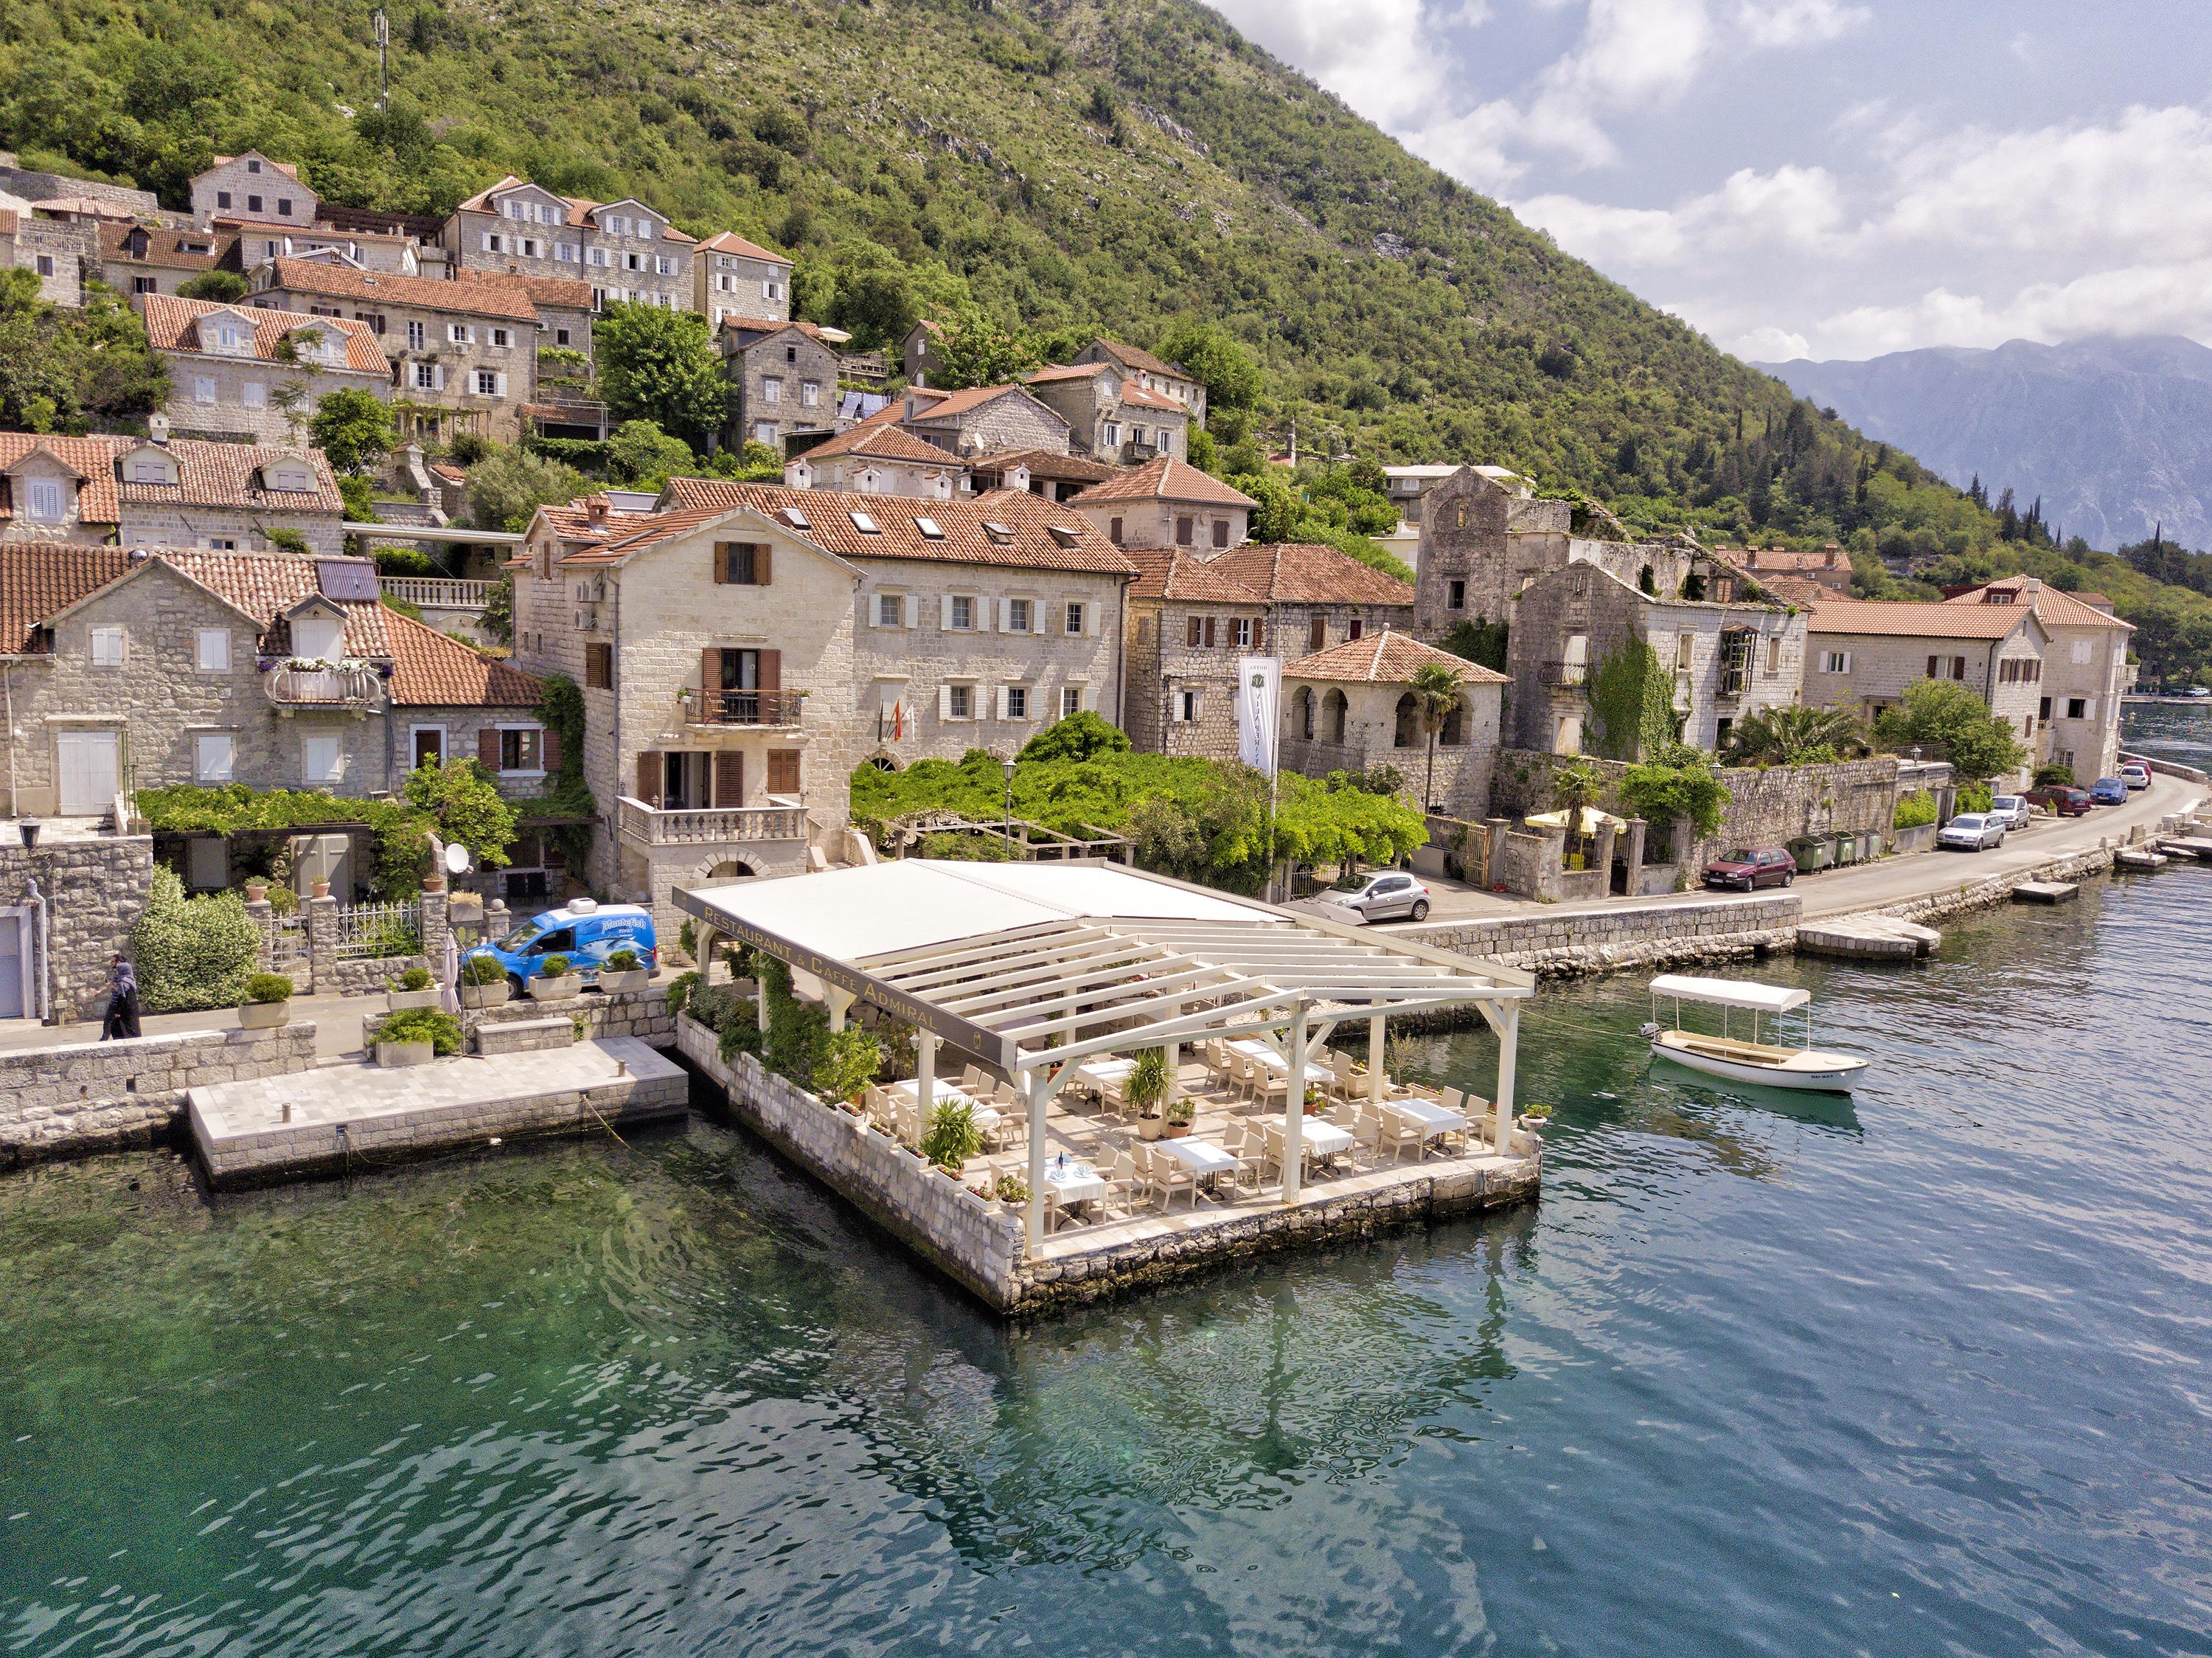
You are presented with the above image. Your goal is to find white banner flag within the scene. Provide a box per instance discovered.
[1237,656,1281,776]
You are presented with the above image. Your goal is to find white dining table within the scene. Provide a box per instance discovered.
[1228,1039,1332,1091]
[883,1079,1000,1129]
[1387,1098,1469,1140]
[1257,1114,1354,1160]
[1072,1057,1139,1098]
[1153,1137,1240,1182]
[1044,1160,1109,1207]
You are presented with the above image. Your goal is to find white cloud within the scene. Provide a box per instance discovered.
[1734,0,1867,50]
[1732,325,1814,360]
[1203,0,1475,133]
[1810,260,2212,357]
[1515,163,1847,267]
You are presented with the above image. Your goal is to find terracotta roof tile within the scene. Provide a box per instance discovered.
[383,606,543,706]
[98,223,237,270]
[1284,628,1508,684]
[0,432,343,522]
[720,314,830,343]
[1071,454,1257,510]
[260,257,538,321]
[1116,382,1187,414]
[212,153,301,180]
[1212,542,1414,607]
[452,266,594,311]
[802,414,966,468]
[903,383,1057,425]
[1025,361,1111,385]
[970,448,1115,482]
[1805,599,2045,640]
[0,544,132,653]
[1945,577,2133,631]
[656,478,1135,575]
[142,294,390,375]
[698,231,792,265]
[1123,547,1265,603]
[1089,339,1192,382]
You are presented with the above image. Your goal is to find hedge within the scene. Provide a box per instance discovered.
[131,867,260,1013]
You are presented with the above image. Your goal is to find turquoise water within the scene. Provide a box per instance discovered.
[2,728,2209,1654]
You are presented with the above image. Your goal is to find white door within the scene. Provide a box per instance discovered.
[56,730,119,816]
[0,915,22,1020]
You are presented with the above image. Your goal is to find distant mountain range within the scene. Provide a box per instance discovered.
[1756,335,2212,552]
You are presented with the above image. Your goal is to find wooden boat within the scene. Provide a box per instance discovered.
[1642,974,1868,1092]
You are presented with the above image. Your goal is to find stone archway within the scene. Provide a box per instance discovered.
[864,750,903,772]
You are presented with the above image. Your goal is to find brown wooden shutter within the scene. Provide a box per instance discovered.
[636,752,660,805]
[714,749,745,807]
[540,722,561,771]
[1186,616,1202,648]
[712,543,730,584]
[1253,617,1265,650]
[1203,616,1217,648]
[478,726,501,769]
[701,647,720,698]
[768,749,800,794]
[1310,617,1325,653]
[759,648,781,690]
[755,542,771,586]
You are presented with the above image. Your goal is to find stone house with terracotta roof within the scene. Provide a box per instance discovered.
[509,480,1131,920]
[1068,454,1255,553]
[718,316,842,452]
[189,152,319,229]
[784,413,968,498]
[965,448,1113,505]
[99,223,238,300]
[0,430,346,555]
[0,200,100,306]
[897,383,1071,459]
[1944,577,2132,781]
[1023,361,1191,463]
[1073,339,1208,425]
[0,545,544,830]
[443,176,693,311]
[1717,543,1853,596]
[695,232,794,327]
[142,295,390,444]
[1281,631,1507,817]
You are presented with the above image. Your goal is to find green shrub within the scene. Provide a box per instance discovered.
[1621,757,1732,837]
[132,867,260,1013]
[919,1098,983,1170]
[537,954,572,979]
[395,965,433,991]
[243,972,293,1005]
[2033,763,2076,788]
[462,952,506,985]
[1893,791,1938,830]
[812,1025,883,1103]
[995,1173,1029,1204]
[1958,783,1995,813]
[665,968,699,1016]
[605,947,641,971]
[372,1007,462,1055]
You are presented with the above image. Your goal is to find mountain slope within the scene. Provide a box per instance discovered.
[1759,336,2212,551]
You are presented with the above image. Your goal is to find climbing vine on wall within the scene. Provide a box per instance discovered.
[1584,640,1679,761]
[518,673,597,873]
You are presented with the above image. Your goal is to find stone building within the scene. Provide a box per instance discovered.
[901,319,944,386]
[784,413,968,498]
[720,316,844,453]
[248,257,544,445]
[99,223,238,299]
[141,294,390,444]
[695,231,794,328]
[508,479,1131,923]
[0,150,160,220]
[1023,361,1190,462]
[1072,339,1208,426]
[1068,454,1255,552]
[190,152,319,229]
[1943,577,2133,782]
[1281,631,1507,817]
[1804,597,2048,783]
[443,175,694,311]
[965,448,1113,504]
[1718,543,1854,596]
[1506,562,1806,755]
[897,384,1071,459]
[0,545,545,821]
[0,429,347,555]
[0,200,100,307]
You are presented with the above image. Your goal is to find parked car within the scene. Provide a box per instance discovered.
[2089,776,2130,805]
[1702,846,1797,891]
[2118,762,2153,791]
[1938,812,2006,851]
[1318,870,1432,923]
[2025,785,2094,817]
[472,898,658,999]
[1989,794,2034,830]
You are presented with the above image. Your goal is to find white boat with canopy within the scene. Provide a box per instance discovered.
[1641,974,1868,1092]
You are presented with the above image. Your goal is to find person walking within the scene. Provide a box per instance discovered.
[101,954,140,1041]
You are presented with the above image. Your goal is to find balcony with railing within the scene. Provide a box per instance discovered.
[1539,661,1587,688]
[378,576,493,612]
[617,796,808,847]
[683,687,807,729]
[264,662,383,710]
[1117,438,1161,465]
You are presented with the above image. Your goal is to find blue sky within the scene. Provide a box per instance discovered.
[1205,0,2211,362]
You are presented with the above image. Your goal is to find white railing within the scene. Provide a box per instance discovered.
[265,663,383,707]
[617,797,807,846]
[333,899,421,960]
[379,577,493,610]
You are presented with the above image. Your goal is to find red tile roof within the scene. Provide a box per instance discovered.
[698,231,792,266]
[383,607,543,706]
[1026,361,1111,386]
[98,223,237,270]
[0,544,132,653]
[1071,454,1256,510]
[903,383,1055,425]
[212,153,301,180]
[1123,547,1264,603]
[453,176,696,244]
[719,314,830,343]
[142,294,391,375]
[0,432,344,522]
[970,448,1115,482]
[802,412,966,468]
[1088,339,1192,382]
[1284,629,1508,684]
[1806,599,2045,640]
[451,266,594,311]
[656,477,1135,575]
[1944,576,2133,631]
[260,257,538,321]
[1213,542,1414,607]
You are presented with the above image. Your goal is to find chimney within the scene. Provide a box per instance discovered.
[585,496,608,525]
[147,412,171,445]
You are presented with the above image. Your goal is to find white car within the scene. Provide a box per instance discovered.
[1318,871,1432,924]
[1989,794,2033,830]
[1938,812,2006,852]
[2119,762,2152,791]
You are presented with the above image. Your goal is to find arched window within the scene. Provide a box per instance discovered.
[1394,692,1419,749]
[1324,688,1349,744]
[1440,697,1466,747]
[1294,685,1315,740]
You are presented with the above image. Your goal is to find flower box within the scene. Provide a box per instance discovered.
[459,980,509,1009]
[386,988,443,1012]
[596,968,650,994]
[237,1000,290,1030]
[529,974,581,1001]
[375,1039,434,1068]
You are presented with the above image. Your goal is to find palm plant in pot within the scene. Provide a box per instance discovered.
[238,972,293,1029]
[386,965,441,1011]
[1127,1047,1172,1140]
[459,951,509,1007]
[595,946,650,994]
[919,1097,984,1176]
[529,952,580,1000]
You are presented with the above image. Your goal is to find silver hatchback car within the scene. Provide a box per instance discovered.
[1321,870,1432,924]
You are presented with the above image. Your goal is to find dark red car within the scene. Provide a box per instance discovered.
[2025,785,2093,817]
[1702,845,1797,891]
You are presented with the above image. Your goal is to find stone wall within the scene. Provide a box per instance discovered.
[0,835,154,1022]
[1402,892,1801,979]
[465,981,676,1047]
[0,1021,316,1166]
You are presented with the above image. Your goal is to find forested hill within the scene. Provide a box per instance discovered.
[0,0,2146,572]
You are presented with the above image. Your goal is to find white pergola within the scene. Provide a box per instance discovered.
[677,860,1534,1250]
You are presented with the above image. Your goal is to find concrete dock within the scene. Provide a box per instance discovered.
[188,1037,687,1187]
[1795,915,1941,960]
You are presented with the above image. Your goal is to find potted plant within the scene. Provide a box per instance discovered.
[459,951,509,1008]
[1300,1086,1331,1117]
[810,1027,883,1110]
[918,1097,983,1176]
[994,1173,1029,1209]
[529,952,580,1000]
[1127,1047,1171,1140]
[1164,1097,1196,1138]
[370,1007,460,1068]
[386,965,441,1011]
[596,946,650,994]
[243,879,269,904]
[310,878,331,899]
[1519,1102,1554,1131]
[238,971,293,1029]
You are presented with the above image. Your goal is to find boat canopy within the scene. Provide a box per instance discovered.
[1648,974,1811,1015]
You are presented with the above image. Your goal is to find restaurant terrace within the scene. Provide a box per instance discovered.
[676,861,1541,1309]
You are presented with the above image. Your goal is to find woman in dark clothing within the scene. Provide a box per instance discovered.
[102,954,140,1040]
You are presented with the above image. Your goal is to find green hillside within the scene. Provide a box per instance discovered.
[8,0,2212,673]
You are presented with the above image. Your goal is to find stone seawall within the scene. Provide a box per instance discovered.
[1868,845,2118,927]
[1400,893,1800,980]
[0,1022,318,1168]
[466,984,677,1047]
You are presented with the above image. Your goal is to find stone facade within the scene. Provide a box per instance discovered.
[723,324,842,451]
[2039,620,2130,782]
[445,176,693,311]
[0,150,160,218]
[1282,670,1503,819]
[695,232,793,327]
[151,322,390,445]
[0,1021,316,1167]
[1401,892,1803,979]
[900,385,1072,459]
[0,208,91,306]
[0,431,347,555]
[0,833,153,1022]
[191,152,319,227]
[1805,607,2047,785]
[1124,597,1265,759]
[1023,363,1190,463]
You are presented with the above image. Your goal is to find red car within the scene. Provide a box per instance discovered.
[1702,845,1797,891]
[2025,785,2093,817]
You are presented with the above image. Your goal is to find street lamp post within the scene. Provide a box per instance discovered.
[1002,757,1018,858]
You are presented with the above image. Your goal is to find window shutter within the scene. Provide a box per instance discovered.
[903,594,918,629]
[939,684,954,721]
[997,686,1012,720]
[1203,617,1217,648]
[1032,605,1046,636]
[636,752,660,806]
[940,595,955,630]
[431,364,445,391]
[995,598,1009,633]
[759,649,781,690]
[479,727,501,769]
[494,372,508,398]
[712,544,729,584]
[714,749,745,808]
[480,232,493,252]
[1186,616,1203,648]
[1927,655,1938,678]
[1253,617,1265,650]
[540,723,561,771]
[701,647,720,700]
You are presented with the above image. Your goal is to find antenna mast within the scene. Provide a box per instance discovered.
[375,7,390,111]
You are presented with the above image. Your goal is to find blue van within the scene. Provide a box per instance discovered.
[470,899,657,997]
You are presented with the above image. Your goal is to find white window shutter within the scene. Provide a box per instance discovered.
[996,686,1012,721]
[1082,685,1096,712]
[480,232,492,252]
[939,684,954,721]
[903,594,918,629]
[995,598,1009,633]
[940,594,955,631]
[1034,606,1047,636]
[431,364,445,390]
[494,372,507,397]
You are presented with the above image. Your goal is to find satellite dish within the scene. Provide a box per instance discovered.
[444,842,473,875]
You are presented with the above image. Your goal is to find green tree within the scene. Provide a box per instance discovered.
[1153,319,1263,412]
[338,474,378,522]
[930,308,1040,389]
[1723,704,1865,767]
[594,303,726,448]
[1017,710,1132,763]
[307,387,395,475]
[1441,617,1509,673]
[1871,679,2030,783]
[0,271,167,432]
[402,757,516,870]
[603,418,695,484]
[131,867,260,1013]
[1408,660,1462,811]
[479,569,514,645]
[466,446,585,532]
[177,270,248,302]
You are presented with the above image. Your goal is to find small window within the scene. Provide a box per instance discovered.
[1447,579,1466,611]
[875,593,904,627]
[801,381,820,406]
[2066,697,2088,720]
[585,642,613,689]
[1065,601,1085,636]
[915,517,943,539]
[849,510,880,534]
[762,377,783,405]
[1348,618,1364,641]
[246,194,262,214]
[133,275,156,295]
[1005,685,1029,720]
[500,727,545,773]
[1211,518,1229,549]
[1175,516,1194,547]
[1062,687,1083,718]
[89,626,125,667]
[1234,617,1253,648]
[302,734,341,783]
[196,628,231,672]
[475,369,500,395]
[414,363,437,390]
[947,684,973,720]
[1048,526,1081,549]
[195,732,234,783]
[1178,689,1200,723]
[492,327,512,348]
[949,595,974,631]
[982,521,1014,545]
[780,506,810,530]
[217,190,232,209]
[1821,650,1851,674]
[1766,636,1782,674]
[1006,599,1032,633]
[24,478,67,521]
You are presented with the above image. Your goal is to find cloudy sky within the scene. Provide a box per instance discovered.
[1205,0,2211,364]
